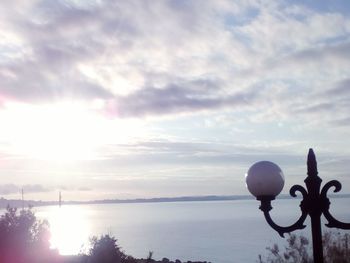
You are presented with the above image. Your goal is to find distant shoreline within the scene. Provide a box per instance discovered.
[1,193,350,209]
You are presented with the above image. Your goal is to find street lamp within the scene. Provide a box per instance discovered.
[246,149,350,263]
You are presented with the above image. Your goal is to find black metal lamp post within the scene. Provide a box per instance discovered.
[245,149,350,263]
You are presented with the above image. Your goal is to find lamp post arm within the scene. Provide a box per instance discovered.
[261,207,308,237]
[324,209,350,229]
[258,183,309,238]
[321,180,350,229]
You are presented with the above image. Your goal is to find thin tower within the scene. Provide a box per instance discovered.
[59,191,62,208]
[21,188,24,210]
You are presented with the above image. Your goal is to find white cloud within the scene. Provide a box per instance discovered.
[0,1,350,199]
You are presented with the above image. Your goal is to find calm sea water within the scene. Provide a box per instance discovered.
[32,198,350,263]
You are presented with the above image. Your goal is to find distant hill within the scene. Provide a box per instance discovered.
[0,195,253,209]
[1,193,349,209]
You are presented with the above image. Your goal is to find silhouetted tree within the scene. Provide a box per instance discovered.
[88,234,123,263]
[0,206,53,263]
[87,234,138,263]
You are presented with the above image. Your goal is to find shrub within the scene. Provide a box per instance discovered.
[259,231,350,263]
[323,231,350,263]
[88,234,137,263]
[88,235,123,263]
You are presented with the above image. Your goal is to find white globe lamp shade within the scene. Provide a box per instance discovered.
[246,161,285,198]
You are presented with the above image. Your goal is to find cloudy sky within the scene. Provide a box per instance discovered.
[0,0,350,201]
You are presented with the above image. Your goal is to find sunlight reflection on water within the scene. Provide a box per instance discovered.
[36,206,91,255]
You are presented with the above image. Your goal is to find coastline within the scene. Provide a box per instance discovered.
[1,193,350,209]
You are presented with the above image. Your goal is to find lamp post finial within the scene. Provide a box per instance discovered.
[307,148,318,177]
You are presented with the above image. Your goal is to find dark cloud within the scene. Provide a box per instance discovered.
[331,117,350,127]
[0,184,19,195]
[292,102,335,114]
[0,184,49,195]
[23,184,49,193]
[103,84,260,118]
[291,79,350,126]
[267,76,350,126]
[325,78,350,97]
[78,187,92,191]
[89,139,306,168]
[287,41,350,64]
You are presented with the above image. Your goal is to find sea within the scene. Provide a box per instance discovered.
[30,198,350,263]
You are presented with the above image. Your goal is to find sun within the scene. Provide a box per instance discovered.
[0,101,143,161]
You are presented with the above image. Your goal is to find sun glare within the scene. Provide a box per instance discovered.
[0,101,144,161]
[44,206,91,255]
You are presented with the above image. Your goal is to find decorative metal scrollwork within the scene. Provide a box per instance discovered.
[258,152,350,239]
[259,185,308,237]
[320,180,350,229]
[254,149,350,263]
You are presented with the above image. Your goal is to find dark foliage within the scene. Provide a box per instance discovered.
[259,231,350,263]
[88,234,137,263]
[0,206,55,263]
[323,231,350,263]
[88,235,122,263]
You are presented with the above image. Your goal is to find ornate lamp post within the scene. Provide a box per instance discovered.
[245,149,350,263]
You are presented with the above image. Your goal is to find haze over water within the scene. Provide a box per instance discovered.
[36,198,350,263]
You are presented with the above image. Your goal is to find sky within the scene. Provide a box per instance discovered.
[0,0,350,201]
